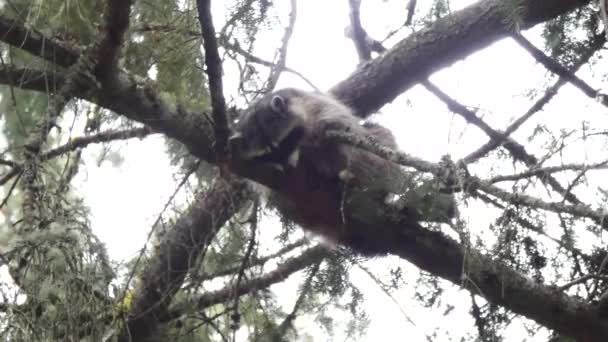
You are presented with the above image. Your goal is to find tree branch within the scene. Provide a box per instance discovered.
[118,179,255,342]
[512,32,608,108]
[197,239,308,282]
[42,127,154,160]
[347,0,372,61]
[463,33,606,163]
[488,160,608,184]
[220,37,319,91]
[197,0,230,164]
[0,65,65,92]
[166,245,328,321]
[331,0,592,116]
[0,14,79,67]
[264,0,297,91]
[422,79,584,204]
[96,0,133,75]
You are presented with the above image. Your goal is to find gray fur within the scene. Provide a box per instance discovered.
[230,88,397,185]
[230,88,456,252]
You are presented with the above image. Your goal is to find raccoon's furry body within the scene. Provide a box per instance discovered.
[230,88,455,253]
[230,88,456,255]
[230,88,397,183]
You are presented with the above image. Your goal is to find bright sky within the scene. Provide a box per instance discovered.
[66,0,608,340]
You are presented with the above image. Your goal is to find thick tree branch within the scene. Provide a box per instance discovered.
[197,0,230,163]
[331,0,592,116]
[0,15,79,66]
[118,179,255,342]
[96,0,132,75]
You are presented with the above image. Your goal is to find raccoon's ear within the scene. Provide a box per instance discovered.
[270,95,287,113]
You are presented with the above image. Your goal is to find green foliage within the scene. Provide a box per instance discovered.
[0,206,116,341]
[424,0,451,23]
[123,0,209,111]
[542,6,600,66]
[4,0,99,44]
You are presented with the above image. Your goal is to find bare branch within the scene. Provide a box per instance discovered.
[42,127,154,160]
[464,33,606,163]
[166,245,329,321]
[488,161,608,184]
[265,0,297,91]
[0,167,21,187]
[197,238,308,282]
[557,274,608,292]
[197,0,230,164]
[405,0,417,26]
[221,37,319,91]
[512,32,608,107]
[422,79,583,204]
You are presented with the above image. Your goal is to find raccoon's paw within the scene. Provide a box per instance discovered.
[338,169,355,182]
[287,149,300,169]
[316,119,352,139]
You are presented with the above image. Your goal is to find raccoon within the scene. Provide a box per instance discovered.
[230,88,455,252]
[229,88,397,181]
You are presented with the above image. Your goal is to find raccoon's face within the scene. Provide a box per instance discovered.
[230,89,306,166]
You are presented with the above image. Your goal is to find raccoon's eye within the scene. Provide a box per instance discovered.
[270,95,287,113]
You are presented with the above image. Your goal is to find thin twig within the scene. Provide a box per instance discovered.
[464,33,606,163]
[265,0,298,91]
[488,160,608,184]
[42,127,153,160]
[512,33,608,108]
[422,79,583,204]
